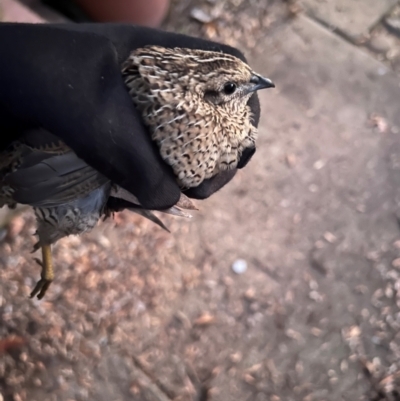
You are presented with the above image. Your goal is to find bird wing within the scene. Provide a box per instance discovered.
[3,129,109,208]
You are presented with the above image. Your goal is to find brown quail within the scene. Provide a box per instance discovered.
[0,46,274,299]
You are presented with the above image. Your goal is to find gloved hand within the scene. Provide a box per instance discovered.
[0,23,260,209]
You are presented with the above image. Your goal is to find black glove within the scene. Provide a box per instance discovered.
[0,23,260,209]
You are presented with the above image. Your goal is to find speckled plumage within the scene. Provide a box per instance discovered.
[122,46,272,187]
[0,46,273,298]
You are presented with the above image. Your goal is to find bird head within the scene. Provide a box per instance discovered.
[122,46,274,188]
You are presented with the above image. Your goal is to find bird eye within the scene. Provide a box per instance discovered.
[223,82,237,95]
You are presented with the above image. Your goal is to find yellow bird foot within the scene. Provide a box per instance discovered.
[30,244,54,300]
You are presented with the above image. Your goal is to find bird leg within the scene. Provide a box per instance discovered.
[30,244,54,300]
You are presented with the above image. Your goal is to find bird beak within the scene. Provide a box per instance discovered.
[249,75,275,92]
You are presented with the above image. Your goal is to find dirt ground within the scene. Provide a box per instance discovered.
[2,1,400,400]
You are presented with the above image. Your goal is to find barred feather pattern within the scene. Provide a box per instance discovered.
[0,136,69,206]
[0,136,111,247]
[32,184,110,249]
[0,142,24,208]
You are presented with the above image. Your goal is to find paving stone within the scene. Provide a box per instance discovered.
[198,14,400,398]
[0,0,44,22]
[300,0,397,40]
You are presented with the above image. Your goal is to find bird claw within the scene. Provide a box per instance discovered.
[33,257,43,267]
[176,194,198,210]
[30,277,52,300]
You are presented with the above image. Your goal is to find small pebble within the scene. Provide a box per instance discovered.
[377,66,388,76]
[387,48,400,60]
[361,308,370,319]
[285,153,297,167]
[190,8,213,24]
[372,336,381,345]
[194,312,215,326]
[323,232,337,243]
[243,373,256,384]
[313,159,325,170]
[311,327,322,337]
[232,259,247,274]
[230,352,242,364]
[369,34,393,53]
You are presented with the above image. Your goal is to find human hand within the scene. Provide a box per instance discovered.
[0,23,260,207]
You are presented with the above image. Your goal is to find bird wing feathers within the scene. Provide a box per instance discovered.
[1,129,109,208]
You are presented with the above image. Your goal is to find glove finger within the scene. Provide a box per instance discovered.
[0,24,181,210]
[57,61,182,210]
[53,23,247,62]
[183,169,237,200]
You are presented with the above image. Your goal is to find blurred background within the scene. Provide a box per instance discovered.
[1,0,400,400]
